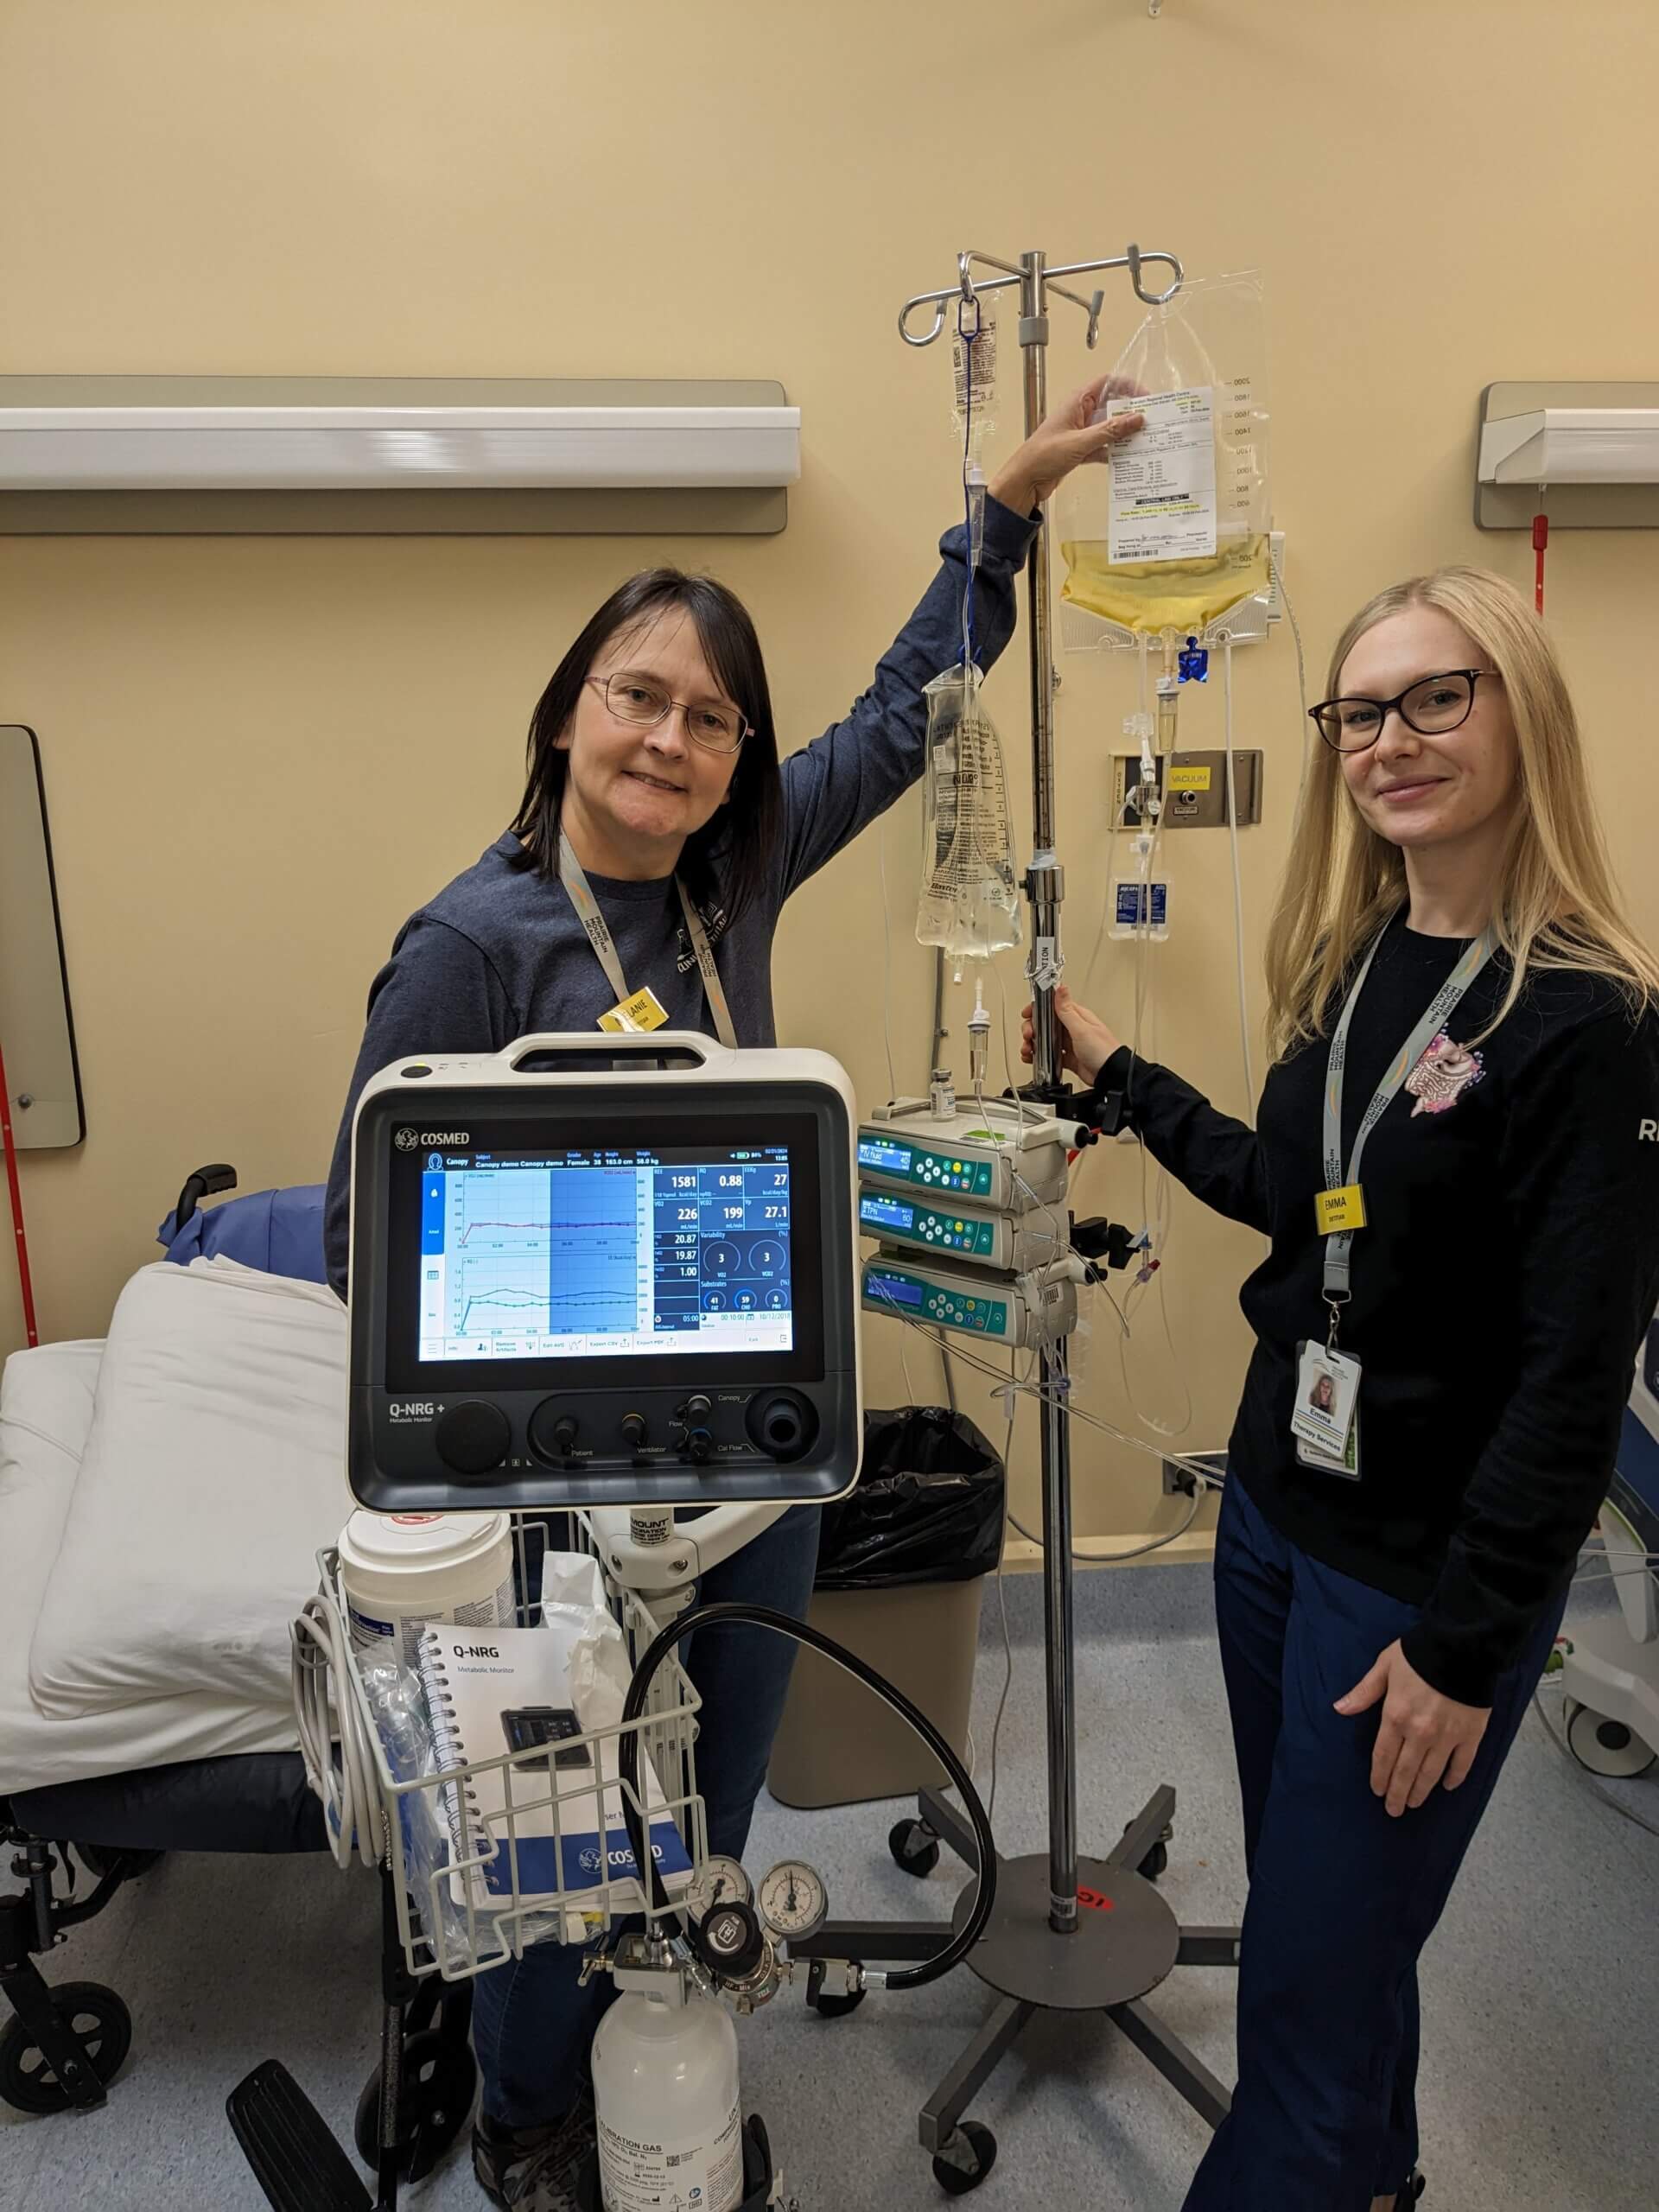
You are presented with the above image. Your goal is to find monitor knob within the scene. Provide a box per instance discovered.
[529,1402,579,1463]
[435,1401,511,1477]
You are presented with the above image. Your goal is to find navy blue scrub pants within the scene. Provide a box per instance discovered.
[1182,1473,1566,2211]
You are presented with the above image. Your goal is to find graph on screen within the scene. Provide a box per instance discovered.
[417,1146,794,1361]
[443,1166,641,1345]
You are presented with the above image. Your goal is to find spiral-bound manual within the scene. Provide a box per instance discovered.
[416,1624,692,1916]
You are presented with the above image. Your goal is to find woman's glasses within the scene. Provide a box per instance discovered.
[588,674,749,755]
[1309,670,1500,754]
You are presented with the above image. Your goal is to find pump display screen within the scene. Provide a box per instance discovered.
[416,1143,794,1363]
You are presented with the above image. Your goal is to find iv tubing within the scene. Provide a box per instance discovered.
[1222,632,1256,1106]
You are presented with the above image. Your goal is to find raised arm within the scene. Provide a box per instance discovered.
[778,379,1144,897]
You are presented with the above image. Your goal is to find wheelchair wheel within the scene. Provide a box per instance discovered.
[0,1982,133,2114]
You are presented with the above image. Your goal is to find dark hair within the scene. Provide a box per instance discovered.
[509,568,783,921]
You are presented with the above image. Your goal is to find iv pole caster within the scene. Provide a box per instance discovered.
[932,2119,998,2197]
[888,1817,941,1879]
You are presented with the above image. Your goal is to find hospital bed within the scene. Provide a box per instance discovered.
[0,1171,474,2173]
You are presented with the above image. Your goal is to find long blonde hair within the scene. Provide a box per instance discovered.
[1264,565,1659,1060]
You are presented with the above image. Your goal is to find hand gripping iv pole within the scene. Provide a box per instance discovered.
[795,246,1243,2193]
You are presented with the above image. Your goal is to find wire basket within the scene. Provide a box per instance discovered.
[316,1514,706,1983]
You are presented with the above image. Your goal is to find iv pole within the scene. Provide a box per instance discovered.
[902,241,1185,1939]
[798,245,1243,2194]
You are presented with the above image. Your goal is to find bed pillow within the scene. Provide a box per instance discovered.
[29,1258,348,1716]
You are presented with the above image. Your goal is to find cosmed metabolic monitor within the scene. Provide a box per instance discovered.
[346,1035,862,1511]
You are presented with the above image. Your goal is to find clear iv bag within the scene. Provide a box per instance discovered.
[916,664,1021,962]
[1058,271,1271,639]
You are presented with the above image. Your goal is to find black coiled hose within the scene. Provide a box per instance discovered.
[616,1600,995,1991]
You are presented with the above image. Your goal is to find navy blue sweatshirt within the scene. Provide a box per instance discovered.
[1098,915,1659,1705]
[324,497,1037,1295]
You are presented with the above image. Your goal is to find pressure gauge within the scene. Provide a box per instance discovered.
[758,1859,829,1942]
[684,1855,753,1924]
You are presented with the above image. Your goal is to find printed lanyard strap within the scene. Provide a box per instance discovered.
[1322,923,1496,1311]
[559,831,737,1049]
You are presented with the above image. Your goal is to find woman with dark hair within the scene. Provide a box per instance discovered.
[321,377,1142,2212]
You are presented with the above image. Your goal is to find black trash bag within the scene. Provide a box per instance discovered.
[815,1406,1005,1592]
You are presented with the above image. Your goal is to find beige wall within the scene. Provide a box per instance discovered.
[3,2,1657,1545]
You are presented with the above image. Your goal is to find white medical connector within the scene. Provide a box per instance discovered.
[967,978,992,1091]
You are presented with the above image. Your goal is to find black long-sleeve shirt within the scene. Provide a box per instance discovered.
[1098,913,1659,1705]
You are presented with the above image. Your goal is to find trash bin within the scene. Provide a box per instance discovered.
[766,1406,1005,1810]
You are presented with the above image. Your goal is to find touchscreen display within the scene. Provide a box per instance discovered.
[416,1142,793,1363]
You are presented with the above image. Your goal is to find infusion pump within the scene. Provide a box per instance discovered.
[857,1096,1090,1350]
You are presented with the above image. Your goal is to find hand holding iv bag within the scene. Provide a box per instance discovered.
[1058,270,1271,639]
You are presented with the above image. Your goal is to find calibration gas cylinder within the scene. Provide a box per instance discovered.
[592,1987,744,2212]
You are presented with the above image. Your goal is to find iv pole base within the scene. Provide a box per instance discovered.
[952,1854,1178,2012]
[800,1783,1240,2176]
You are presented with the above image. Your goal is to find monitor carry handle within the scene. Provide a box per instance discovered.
[507,1032,715,1076]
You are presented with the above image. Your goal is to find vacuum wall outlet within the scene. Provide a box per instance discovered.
[1115,750,1263,830]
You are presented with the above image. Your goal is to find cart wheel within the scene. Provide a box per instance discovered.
[807,1987,867,2021]
[353,2031,478,2182]
[75,1844,164,1883]
[1567,1701,1658,1779]
[932,2120,997,2196]
[1126,1818,1173,1883]
[889,1819,941,1879]
[0,1983,132,2114]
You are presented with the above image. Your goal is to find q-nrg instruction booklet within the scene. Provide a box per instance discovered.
[417,1620,692,1923]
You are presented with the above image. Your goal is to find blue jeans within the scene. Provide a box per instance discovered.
[472,1504,822,2127]
[1182,1475,1567,2211]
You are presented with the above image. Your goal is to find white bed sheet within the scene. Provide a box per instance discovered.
[0,1335,298,1796]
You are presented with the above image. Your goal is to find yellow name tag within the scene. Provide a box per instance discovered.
[598,987,670,1034]
[1166,763,1212,793]
[1315,1184,1367,1236]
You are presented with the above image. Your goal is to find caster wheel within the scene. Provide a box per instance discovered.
[1124,1818,1173,1883]
[932,2119,997,2196]
[353,2031,478,2182]
[808,1988,867,2020]
[889,1818,941,1879]
[0,1982,132,2114]
[1566,1701,1657,1779]
[76,1844,164,1883]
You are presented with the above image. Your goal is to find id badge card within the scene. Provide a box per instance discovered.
[1291,1340,1362,1459]
[598,986,669,1034]
[1296,1397,1362,1481]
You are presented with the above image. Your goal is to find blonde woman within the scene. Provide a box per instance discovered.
[1026,569,1659,2210]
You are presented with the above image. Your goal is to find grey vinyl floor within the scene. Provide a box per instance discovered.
[3,1558,1655,2211]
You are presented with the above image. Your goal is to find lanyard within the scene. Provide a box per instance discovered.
[1321,921,1496,1325]
[558,831,738,1050]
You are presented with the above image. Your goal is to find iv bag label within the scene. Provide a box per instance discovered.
[1114,881,1167,930]
[598,2098,743,2212]
[1106,387,1218,566]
